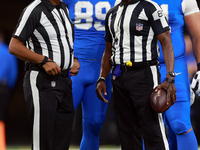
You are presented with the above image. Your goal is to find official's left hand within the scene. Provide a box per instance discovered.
[70,58,80,76]
[191,71,200,96]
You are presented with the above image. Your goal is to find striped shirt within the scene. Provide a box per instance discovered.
[105,0,169,65]
[12,0,74,70]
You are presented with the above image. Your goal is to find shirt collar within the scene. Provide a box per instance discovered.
[41,0,57,11]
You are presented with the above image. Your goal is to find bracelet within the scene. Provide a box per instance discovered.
[96,77,106,86]
[197,62,200,71]
[166,77,175,83]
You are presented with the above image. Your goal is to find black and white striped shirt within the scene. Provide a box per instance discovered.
[13,0,74,70]
[105,0,169,65]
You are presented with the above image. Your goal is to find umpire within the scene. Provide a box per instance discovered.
[9,0,80,149]
[96,0,176,149]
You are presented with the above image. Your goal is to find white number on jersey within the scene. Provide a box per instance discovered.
[74,1,111,31]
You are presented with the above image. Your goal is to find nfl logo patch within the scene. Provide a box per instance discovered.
[136,23,143,31]
[112,75,116,80]
[51,81,56,87]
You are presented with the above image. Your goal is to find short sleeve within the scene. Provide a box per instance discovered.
[182,0,199,16]
[104,12,112,43]
[12,6,40,43]
[148,1,169,36]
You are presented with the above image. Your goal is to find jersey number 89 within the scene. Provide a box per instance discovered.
[74,1,111,31]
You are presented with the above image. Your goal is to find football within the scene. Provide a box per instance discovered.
[150,87,171,113]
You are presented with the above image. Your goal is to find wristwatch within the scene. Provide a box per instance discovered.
[166,71,176,77]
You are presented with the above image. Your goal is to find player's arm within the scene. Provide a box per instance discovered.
[157,30,176,105]
[9,38,61,75]
[185,12,200,95]
[185,12,200,64]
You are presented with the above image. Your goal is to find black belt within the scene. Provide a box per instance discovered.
[119,59,158,71]
[25,62,69,78]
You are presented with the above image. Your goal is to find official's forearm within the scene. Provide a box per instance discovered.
[158,31,174,72]
[163,46,174,72]
[100,52,112,79]
[100,42,112,79]
[9,38,44,64]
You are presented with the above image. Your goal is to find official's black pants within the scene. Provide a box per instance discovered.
[23,70,74,150]
[112,65,169,150]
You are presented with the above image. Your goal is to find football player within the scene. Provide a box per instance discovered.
[63,0,119,149]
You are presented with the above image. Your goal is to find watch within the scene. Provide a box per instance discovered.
[166,71,176,77]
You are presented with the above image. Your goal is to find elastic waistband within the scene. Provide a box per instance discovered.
[25,62,69,78]
[118,59,158,72]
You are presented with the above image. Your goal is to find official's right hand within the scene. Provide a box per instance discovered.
[43,60,61,75]
[156,80,176,106]
[95,81,109,103]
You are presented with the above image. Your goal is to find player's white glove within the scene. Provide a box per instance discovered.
[191,70,200,96]
[190,85,195,106]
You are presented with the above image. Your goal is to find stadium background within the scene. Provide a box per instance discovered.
[0,0,200,149]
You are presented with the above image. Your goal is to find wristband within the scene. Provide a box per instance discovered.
[197,62,200,71]
[96,77,106,86]
[40,56,48,66]
[39,56,54,66]
[166,77,175,83]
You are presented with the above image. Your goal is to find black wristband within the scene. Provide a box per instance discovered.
[96,77,106,86]
[40,56,48,66]
[166,77,175,83]
[39,56,54,66]
[197,63,200,71]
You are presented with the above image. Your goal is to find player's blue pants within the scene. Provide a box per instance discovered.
[71,58,112,150]
[160,58,198,150]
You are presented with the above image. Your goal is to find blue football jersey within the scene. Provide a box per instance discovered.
[63,0,118,59]
[153,0,185,63]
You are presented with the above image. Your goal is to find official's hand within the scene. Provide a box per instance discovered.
[191,71,200,96]
[43,60,61,75]
[95,81,109,103]
[70,58,80,76]
[156,80,176,105]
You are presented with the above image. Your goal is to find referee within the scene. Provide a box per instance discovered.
[9,0,80,149]
[96,0,176,149]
